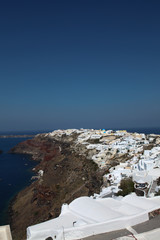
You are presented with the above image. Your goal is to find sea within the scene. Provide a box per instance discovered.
[0,128,160,226]
[0,131,42,225]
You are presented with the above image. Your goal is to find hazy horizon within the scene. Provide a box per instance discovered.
[1,127,160,135]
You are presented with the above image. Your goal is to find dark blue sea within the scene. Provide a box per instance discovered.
[0,135,38,225]
[0,128,160,226]
[120,127,160,135]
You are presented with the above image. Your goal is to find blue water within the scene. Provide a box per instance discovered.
[113,127,160,135]
[0,137,37,225]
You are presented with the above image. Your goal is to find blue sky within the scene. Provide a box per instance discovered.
[0,0,160,131]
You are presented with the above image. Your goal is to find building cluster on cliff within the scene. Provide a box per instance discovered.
[44,128,160,198]
[25,128,160,240]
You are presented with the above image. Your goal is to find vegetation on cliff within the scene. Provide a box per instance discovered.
[116,178,135,196]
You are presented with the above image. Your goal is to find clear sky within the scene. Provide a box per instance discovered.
[0,0,160,131]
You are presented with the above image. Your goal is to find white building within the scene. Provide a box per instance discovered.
[27,194,160,240]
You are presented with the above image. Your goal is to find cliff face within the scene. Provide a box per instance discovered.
[10,134,104,240]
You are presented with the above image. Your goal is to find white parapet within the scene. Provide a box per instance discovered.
[27,194,160,240]
[0,225,12,240]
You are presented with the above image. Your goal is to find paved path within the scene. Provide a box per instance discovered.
[82,215,160,240]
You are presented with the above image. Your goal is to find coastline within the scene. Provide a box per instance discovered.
[0,136,37,227]
[8,193,18,228]
[9,132,104,240]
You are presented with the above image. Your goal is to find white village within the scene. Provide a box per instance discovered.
[1,129,160,240]
[27,129,160,240]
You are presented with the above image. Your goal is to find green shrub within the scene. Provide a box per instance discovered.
[116,178,134,197]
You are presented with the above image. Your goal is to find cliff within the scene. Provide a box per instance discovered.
[9,132,105,240]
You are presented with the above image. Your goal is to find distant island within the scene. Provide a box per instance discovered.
[0,150,2,154]
[0,135,35,138]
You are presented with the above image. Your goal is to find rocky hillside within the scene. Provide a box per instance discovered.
[9,132,105,240]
